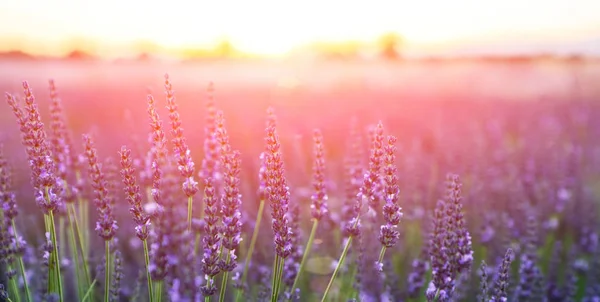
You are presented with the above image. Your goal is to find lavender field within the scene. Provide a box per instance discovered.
[0,58,600,302]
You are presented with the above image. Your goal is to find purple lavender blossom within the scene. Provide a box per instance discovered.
[119,146,151,240]
[0,145,18,221]
[147,95,168,166]
[379,135,402,248]
[310,129,329,221]
[164,74,198,198]
[83,134,118,240]
[264,108,292,259]
[407,249,428,299]
[200,83,220,183]
[478,261,489,302]
[47,79,76,190]
[367,122,385,215]
[342,121,364,237]
[201,176,221,296]
[283,202,301,287]
[491,248,514,302]
[345,122,386,238]
[219,150,242,272]
[111,250,123,302]
[6,83,62,214]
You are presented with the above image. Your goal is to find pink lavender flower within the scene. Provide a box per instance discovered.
[6,83,61,214]
[342,121,364,237]
[0,145,18,220]
[47,79,75,185]
[119,146,151,240]
[201,176,221,296]
[147,95,168,166]
[310,129,328,221]
[200,83,220,182]
[379,135,402,248]
[491,248,514,302]
[264,108,292,259]
[83,134,117,240]
[164,74,198,198]
[345,122,385,237]
[216,112,242,273]
[219,150,242,271]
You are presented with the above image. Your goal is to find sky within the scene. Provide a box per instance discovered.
[0,0,599,57]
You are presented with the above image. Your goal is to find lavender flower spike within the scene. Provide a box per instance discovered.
[118,146,151,240]
[83,135,118,241]
[379,135,403,249]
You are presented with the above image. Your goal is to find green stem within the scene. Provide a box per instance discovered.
[66,212,83,300]
[321,236,353,302]
[8,274,21,302]
[155,281,162,302]
[289,219,319,298]
[218,252,232,302]
[104,241,110,302]
[68,204,91,289]
[339,260,358,301]
[378,246,387,264]
[270,255,281,302]
[276,257,284,298]
[82,280,97,302]
[187,196,193,231]
[48,210,64,301]
[11,220,31,302]
[152,280,163,302]
[142,239,154,302]
[235,199,265,302]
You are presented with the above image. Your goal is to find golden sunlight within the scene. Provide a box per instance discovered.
[0,0,599,57]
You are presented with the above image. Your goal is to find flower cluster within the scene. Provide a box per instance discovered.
[6,83,61,213]
[427,174,474,301]
[310,129,329,221]
[119,146,151,240]
[379,135,402,248]
[264,108,293,259]
[83,134,118,240]
[164,74,198,198]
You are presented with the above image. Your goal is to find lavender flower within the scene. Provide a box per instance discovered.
[379,135,402,248]
[83,134,118,240]
[201,176,221,296]
[147,95,168,166]
[264,108,292,259]
[407,250,428,299]
[111,250,123,302]
[445,174,473,273]
[119,146,151,240]
[514,207,544,301]
[47,79,76,189]
[164,74,198,198]
[0,145,18,221]
[491,248,514,302]
[310,129,328,220]
[342,122,364,236]
[367,122,385,215]
[345,122,385,237]
[219,150,242,272]
[283,202,301,287]
[200,83,219,182]
[6,83,61,213]
[478,261,489,302]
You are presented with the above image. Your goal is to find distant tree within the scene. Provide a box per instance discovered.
[377,32,403,60]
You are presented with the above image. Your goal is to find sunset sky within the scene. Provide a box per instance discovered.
[1,0,599,58]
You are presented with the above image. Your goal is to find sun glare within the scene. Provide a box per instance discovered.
[0,0,599,57]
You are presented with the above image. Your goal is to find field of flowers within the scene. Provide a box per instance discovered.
[0,59,599,302]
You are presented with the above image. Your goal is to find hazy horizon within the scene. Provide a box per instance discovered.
[1,0,600,58]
